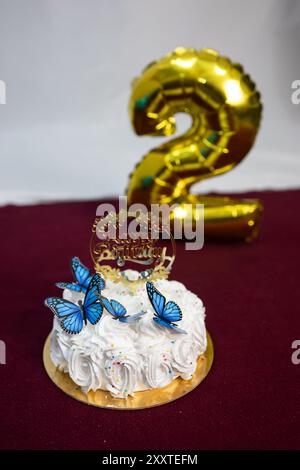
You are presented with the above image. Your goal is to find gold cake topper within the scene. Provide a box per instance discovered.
[90,210,176,285]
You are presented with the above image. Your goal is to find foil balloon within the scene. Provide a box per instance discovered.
[126,47,263,241]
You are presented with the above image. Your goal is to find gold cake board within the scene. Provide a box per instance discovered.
[43,332,214,410]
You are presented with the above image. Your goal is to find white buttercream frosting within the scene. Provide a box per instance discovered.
[50,273,207,398]
[144,348,174,388]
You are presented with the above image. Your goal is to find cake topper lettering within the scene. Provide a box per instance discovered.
[93,239,165,267]
[91,208,176,284]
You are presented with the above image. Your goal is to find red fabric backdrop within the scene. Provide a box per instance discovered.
[0,190,300,450]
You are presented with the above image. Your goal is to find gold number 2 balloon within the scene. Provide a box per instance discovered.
[126,48,263,241]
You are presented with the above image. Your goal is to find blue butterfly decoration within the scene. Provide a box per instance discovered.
[100,296,145,323]
[56,256,105,293]
[146,282,187,334]
[45,274,103,334]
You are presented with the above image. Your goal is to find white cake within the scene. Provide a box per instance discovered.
[50,273,207,399]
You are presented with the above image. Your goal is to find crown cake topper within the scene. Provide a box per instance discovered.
[90,210,176,285]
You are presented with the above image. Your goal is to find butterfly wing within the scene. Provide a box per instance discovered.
[81,273,103,325]
[100,297,127,318]
[83,274,102,308]
[153,317,186,334]
[99,275,105,291]
[44,297,83,334]
[61,310,84,334]
[45,297,81,318]
[162,301,182,323]
[110,299,127,318]
[84,303,103,325]
[55,282,87,293]
[118,311,146,323]
[100,296,115,315]
[71,256,92,289]
[146,282,166,317]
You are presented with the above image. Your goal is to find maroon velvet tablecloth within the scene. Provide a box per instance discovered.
[1,190,300,450]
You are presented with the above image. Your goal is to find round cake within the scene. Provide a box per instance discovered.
[50,273,207,399]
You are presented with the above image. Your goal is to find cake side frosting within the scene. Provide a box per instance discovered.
[50,276,207,398]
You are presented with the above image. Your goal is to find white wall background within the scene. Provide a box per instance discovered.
[0,0,299,205]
